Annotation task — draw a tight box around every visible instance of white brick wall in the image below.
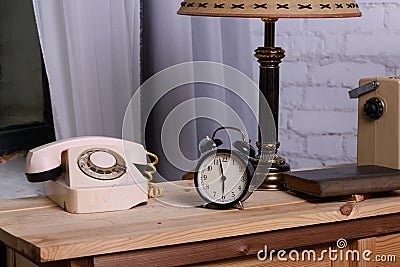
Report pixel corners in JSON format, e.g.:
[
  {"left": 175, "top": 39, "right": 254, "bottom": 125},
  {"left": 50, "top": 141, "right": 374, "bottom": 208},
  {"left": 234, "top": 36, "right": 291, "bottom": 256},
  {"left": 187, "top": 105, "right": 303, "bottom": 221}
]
[{"left": 252, "top": 0, "right": 400, "bottom": 169}]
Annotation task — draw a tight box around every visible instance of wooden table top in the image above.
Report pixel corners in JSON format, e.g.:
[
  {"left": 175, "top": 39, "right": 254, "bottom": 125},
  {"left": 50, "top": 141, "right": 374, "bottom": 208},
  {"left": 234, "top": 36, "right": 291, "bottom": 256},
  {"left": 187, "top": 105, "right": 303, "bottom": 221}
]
[{"left": 2, "top": 180, "right": 400, "bottom": 263}]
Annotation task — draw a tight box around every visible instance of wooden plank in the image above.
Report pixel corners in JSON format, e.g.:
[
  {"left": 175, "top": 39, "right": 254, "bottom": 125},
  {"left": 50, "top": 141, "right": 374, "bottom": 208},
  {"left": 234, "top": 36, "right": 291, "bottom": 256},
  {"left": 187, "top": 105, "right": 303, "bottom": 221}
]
[
  {"left": 59, "top": 258, "right": 94, "bottom": 267},
  {"left": 5, "top": 194, "right": 400, "bottom": 258},
  {"left": 0, "top": 196, "right": 56, "bottom": 213},
  {"left": 0, "top": 188, "right": 312, "bottom": 262},
  {"left": 94, "top": 213, "right": 400, "bottom": 267},
  {"left": 344, "top": 234, "right": 400, "bottom": 267},
  {"left": 6, "top": 247, "right": 15, "bottom": 267},
  {"left": 28, "top": 200, "right": 398, "bottom": 262},
  {"left": 15, "top": 253, "right": 40, "bottom": 267},
  {"left": 331, "top": 239, "right": 356, "bottom": 267},
  {"left": 2, "top": 182, "right": 400, "bottom": 263},
  {"left": 187, "top": 245, "right": 332, "bottom": 267},
  {"left": 0, "top": 190, "right": 306, "bottom": 239},
  {"left": 0, "top": 242, "right": 6, "bottom": 267},
  {"left": 353, "top": 237, "right": 375, "bottom": 267},
  {"left": 188, "top": 256, "right": 330, "bottom": 267},
  {"left": 373, "top": 233, "right": 400, "bottom": 267},
  {"left": 13, "top": 250, "right": 64, "bottom": 267}
]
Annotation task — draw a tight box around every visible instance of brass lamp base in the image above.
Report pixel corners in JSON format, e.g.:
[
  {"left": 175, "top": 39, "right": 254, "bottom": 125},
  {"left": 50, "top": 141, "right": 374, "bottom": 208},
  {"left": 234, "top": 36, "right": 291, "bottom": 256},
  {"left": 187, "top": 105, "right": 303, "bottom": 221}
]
[
  {"left": 255, "top": 142, "right": 290, "bottom": 191},
  {"left": 259, "top": 154, "right": 290, "bottom": 190}
]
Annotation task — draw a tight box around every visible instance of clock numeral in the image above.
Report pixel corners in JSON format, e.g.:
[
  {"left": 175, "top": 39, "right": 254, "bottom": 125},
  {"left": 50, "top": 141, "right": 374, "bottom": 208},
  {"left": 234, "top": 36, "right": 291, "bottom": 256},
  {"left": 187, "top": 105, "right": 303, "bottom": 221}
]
[
  {"left": 241, "top": 176, "right": 246, "bottom": 182},
  {"left": 207, "top": 165, "right": 213, "bottom": 171},
  {"left": 214, "top": 158, "right": 219, "bottom": 165},
  {"left": 204, "top": 184, "right": 210, "bottom": 190},
  {"left": 231, "top": 192, "right": 235, "bottom": 198},
  {"left": 232, "top": 159, "right": 234, "bottom": 165},
  {"left": 222, "top": 195, "right": 226, "bottom": 200},
  {"left": 202, "top": 174, "right": 208, "bottom": 180},
  {"left": 222, "top": 156, "right": 228, "bottom": 162},
  {"left": 213, "top": 191, "right": 216, "bottom": 197},
  {"left": 238, "top": 185, "right": 242, "bottom": 191}
]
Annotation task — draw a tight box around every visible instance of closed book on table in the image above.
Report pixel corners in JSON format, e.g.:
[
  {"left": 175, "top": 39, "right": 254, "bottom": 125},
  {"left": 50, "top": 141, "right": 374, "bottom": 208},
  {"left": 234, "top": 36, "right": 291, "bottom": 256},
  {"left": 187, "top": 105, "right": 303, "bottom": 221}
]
[{"left": 285, "top": 165, "right": 400, "bottom": 197}]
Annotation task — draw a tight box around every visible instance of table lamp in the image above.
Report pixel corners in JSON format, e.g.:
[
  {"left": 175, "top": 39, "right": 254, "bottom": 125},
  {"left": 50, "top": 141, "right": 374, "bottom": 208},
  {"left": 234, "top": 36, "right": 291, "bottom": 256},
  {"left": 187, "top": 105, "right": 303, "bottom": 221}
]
[{"left": 178, "top": 1, "right": 361, "bottom": 189}]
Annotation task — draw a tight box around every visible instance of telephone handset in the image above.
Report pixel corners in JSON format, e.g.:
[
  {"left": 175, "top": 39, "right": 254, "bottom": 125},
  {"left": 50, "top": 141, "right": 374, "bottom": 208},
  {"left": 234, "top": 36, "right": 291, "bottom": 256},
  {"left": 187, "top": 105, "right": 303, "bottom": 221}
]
[
  {"left": 25, "top": 136, "right": 152, "bottom": 214},
  {"left": 26, "top": 136, "right": 147, "bottom": 182}
]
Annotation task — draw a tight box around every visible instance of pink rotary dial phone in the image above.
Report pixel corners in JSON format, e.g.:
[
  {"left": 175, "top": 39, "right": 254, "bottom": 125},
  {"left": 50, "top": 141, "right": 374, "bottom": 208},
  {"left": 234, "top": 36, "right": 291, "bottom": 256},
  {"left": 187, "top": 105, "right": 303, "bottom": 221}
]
[{"left": 25, "top": 136, "right": 149, "bottom": 213}]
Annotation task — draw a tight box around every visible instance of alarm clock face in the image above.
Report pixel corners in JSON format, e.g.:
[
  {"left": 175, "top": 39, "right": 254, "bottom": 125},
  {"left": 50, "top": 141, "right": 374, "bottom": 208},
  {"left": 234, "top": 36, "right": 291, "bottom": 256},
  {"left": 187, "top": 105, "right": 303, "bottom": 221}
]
[{"left": 195, "top": 149, "right": 250, "bottom": 206}]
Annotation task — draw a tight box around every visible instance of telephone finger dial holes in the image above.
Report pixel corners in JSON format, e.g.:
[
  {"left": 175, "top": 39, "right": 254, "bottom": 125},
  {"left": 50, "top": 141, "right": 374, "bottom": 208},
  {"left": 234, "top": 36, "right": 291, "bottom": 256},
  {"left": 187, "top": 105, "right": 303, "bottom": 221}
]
[{"left": 78, "top": 149, "right": 126, "bottom": 180}]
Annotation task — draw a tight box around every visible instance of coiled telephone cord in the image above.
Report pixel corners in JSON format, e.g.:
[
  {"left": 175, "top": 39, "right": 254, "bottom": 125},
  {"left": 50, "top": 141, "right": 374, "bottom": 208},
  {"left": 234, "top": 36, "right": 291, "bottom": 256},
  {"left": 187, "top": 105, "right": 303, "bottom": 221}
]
[{"left": 145, "top": 151, "right": 164, "bottom": 198}]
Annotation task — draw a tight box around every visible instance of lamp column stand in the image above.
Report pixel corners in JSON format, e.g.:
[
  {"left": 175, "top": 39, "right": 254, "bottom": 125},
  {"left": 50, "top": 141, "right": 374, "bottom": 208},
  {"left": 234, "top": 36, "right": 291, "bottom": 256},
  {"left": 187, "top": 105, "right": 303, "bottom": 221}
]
[{"left": 255, "top": 18, "right": 290, "bottom": 190}]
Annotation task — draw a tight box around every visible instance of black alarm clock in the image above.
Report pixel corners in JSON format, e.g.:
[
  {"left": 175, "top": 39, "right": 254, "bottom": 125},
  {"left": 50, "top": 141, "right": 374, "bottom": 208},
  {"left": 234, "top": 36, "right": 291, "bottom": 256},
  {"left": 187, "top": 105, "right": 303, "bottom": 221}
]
[{"left": 194, "top": 127, "right": 257, "bottom": 209}]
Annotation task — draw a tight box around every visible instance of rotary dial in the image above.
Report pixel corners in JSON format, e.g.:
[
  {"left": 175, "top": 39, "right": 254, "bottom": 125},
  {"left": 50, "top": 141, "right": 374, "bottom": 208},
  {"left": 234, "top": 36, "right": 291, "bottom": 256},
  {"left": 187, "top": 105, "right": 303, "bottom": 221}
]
[{"left": 78, "top": 148, "right": 126, "bottom": 180}]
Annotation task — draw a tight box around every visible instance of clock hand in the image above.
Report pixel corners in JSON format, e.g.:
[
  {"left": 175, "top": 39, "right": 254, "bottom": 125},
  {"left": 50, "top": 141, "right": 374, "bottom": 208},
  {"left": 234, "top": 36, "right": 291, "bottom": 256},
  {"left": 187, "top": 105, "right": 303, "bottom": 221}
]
[
  {"left": 219, "top": 159, "right": 226, "bottom": 196},
  {"left": 219, "top": 158, "right": 224, "bottom": 176},
  {"left": 222, "top": 175, "right": 226, "bottom": 196}
]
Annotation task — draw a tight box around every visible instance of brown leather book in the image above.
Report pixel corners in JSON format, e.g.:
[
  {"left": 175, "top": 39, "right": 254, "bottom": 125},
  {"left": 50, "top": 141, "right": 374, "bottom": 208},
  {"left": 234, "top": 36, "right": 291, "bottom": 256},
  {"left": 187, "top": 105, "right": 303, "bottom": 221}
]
[{"left": 284, "top": 165, "right": 400, "bottom": 197}]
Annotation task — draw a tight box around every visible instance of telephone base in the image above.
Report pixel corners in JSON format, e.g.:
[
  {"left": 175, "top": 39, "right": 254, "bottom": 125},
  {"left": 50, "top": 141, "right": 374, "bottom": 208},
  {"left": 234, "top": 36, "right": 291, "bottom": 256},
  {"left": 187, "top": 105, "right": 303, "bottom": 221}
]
[{"left": 46, "top": 180, "right": 148, "bottom": 214}]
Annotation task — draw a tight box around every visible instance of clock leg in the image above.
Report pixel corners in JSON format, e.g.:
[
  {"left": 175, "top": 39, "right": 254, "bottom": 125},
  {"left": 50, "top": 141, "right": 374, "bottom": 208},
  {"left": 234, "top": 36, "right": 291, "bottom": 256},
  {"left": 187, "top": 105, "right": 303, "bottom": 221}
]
[{"left": 235, "top": 201, "right": 245, "bottom": 210}]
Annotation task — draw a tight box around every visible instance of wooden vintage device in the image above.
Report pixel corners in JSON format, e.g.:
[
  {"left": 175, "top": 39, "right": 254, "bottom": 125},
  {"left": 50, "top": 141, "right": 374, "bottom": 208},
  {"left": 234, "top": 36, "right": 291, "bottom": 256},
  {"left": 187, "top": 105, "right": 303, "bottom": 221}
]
[{"left": 351, "top": 76, "right": 400, "bottom": 169}]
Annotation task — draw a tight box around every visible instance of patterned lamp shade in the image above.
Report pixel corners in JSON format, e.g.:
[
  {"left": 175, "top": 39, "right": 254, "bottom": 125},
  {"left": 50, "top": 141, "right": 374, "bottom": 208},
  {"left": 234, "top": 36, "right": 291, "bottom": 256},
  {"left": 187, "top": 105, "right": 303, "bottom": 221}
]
[{"left": 177, "top": 0, "right": 361, "bottom": 18}]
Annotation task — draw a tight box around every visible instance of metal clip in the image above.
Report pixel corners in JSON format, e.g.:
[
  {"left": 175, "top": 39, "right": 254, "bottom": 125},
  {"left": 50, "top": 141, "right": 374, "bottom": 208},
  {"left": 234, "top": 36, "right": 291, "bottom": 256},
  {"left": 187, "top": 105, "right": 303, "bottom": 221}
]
[{"left": 349, "top": 81, "right": 380, "bottom": 99}]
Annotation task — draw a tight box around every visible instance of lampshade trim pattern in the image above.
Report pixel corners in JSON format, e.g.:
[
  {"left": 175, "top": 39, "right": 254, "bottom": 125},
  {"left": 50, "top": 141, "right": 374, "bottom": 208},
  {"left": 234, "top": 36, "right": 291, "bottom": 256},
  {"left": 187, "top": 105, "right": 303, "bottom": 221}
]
[{"left": 178, "top": 1, "right": 362, "bottom": 18}]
